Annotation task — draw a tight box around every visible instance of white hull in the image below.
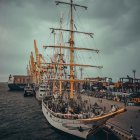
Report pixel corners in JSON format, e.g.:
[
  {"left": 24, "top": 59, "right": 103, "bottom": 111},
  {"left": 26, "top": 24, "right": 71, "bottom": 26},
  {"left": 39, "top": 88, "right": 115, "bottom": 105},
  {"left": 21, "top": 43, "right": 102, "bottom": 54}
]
[
  {"left": 35, "top": 90, "right": 43, "bottom": 101},
  {"left": 42, "top": 101, "right": 109, "bottom": 139},
  {"left": 35, "top": 83, "right": 50, "bottom": 101}
]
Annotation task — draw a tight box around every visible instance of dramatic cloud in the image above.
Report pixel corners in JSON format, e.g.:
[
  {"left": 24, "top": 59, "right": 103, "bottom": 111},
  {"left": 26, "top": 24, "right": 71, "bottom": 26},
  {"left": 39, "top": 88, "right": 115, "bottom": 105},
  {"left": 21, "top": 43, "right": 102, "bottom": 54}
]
[{"left": 0, "top": 0, "right": 140, "bottom": 82}]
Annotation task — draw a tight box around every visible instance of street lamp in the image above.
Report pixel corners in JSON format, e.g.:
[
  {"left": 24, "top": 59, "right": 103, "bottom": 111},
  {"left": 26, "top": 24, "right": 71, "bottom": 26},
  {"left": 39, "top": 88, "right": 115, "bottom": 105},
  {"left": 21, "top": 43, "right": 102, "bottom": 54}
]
[
  {"left": 132, "top": 70, "right": 136, "bottom": 93},
  {"left": 132, "top": 70, "right": 136, "bottom": 79}
]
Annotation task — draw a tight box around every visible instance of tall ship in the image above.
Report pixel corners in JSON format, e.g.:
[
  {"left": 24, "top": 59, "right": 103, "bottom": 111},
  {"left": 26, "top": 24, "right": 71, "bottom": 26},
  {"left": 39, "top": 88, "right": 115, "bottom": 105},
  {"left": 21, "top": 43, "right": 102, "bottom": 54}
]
[
  {"left": 42, "top": 0, "right": 126, "bottom": 139},
  {"left": 8, "top": 75, "right": 33, "bottom": 91}
]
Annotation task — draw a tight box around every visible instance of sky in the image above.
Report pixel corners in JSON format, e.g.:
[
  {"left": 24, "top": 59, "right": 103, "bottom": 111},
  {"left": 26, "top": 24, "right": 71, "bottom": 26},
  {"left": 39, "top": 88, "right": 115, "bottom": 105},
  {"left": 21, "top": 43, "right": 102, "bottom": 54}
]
[{"left": 0, "top": 0, "right": 140, "bottom": 82}]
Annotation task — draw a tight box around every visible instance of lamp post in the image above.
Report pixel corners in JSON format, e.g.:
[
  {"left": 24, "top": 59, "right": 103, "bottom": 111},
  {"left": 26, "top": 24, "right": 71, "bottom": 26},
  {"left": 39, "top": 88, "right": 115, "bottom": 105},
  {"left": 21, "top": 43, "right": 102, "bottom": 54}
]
[{"left": 132, "top": 70, "right": 136, "bottom": 93}]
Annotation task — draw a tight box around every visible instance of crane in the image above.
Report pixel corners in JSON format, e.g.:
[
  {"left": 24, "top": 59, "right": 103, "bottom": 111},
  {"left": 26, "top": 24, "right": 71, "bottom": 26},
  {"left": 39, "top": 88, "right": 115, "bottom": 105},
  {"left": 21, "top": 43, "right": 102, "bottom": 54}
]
[
  {"left": 33, "top": 40, "right": 49, "bottom": 83},
  {"left": 34, "top": 40, "right": 39, "bottom": 66}
]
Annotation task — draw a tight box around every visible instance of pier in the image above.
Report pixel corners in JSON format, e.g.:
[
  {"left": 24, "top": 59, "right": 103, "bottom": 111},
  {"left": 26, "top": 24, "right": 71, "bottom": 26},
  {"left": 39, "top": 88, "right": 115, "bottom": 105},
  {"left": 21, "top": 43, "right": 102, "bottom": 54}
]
[
  {"left": 107, "top": 106, "right": 140, "bottom": 140},
  {"left": 81, "top": 94, "right": 140, "bottom": 140}
]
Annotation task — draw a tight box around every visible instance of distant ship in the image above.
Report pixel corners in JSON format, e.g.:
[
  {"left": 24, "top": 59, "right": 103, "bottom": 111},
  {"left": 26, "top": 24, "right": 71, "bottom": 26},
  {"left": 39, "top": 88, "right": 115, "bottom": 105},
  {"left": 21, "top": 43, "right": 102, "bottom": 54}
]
[{"left": 8, "top": 75, "right": 33, "bottom": 91}]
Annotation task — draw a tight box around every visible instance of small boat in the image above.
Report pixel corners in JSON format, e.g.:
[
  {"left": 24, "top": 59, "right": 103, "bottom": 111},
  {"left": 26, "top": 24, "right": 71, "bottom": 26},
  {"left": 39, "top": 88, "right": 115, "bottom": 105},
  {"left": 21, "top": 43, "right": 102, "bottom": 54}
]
[{"left": 24, "top": 84, "right": 34, "bottom": 97}]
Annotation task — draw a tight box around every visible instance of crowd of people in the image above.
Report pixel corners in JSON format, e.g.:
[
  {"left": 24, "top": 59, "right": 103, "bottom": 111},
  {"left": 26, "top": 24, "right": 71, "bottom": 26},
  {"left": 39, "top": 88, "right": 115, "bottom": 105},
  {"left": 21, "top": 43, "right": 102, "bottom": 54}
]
[
  {"left": 46, "top": 94, "right": 106, "bottom": 119},
  {"left": 81, "top": 89, "right": 129, "bottom": 104}
]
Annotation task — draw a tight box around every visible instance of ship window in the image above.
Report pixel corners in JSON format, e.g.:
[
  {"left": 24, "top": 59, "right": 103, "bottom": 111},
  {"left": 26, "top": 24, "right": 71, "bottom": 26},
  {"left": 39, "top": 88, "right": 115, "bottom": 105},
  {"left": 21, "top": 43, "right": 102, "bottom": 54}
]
[{"left": 40, "top": 90, "right": 46, "bottom": 92}]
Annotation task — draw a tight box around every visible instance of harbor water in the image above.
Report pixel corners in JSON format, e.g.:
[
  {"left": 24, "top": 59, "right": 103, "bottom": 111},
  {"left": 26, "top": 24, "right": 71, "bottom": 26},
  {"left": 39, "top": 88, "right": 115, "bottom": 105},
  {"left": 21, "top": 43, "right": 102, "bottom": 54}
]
[{"left": 0, "top": 83, "right": 119, "bottom": 140}]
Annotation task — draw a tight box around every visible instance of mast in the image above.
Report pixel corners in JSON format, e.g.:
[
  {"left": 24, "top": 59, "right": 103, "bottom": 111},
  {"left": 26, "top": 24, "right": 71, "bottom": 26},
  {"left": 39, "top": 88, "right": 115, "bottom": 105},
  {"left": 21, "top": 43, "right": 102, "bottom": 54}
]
[
  {"left": 59, "top": 14, "right": 63, "bottom": 96},
  {"left": 69, "top": 0, "right": 74, "bottom": 99},
  {"left": 48, "top": 0, "right": 101, "bottom": 98},
  {"left": 52, "top": 32, "right": 56, "bottom": 93}
]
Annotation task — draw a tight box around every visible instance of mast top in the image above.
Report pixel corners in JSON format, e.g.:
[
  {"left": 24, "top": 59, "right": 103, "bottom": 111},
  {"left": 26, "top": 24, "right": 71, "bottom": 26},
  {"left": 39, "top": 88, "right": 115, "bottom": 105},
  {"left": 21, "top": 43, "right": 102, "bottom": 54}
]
[{"left": 55, "top": 1, "right": 87, "bottom": 10}]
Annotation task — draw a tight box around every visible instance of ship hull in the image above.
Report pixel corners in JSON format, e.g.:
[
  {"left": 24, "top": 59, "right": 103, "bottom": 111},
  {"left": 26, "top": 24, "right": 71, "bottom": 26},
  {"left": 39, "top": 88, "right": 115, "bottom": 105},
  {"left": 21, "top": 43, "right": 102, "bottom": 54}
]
[
  {"left": 42, "top": 101, "right": 108, "bottom": 139},
  {"left": 8, "top": 83, "right": 26, "bottom": 91},
  {"left": 42, "top": 99, "right": 126, "bottom": 139},
  {"left": 35, "top": 90, "right": 43, "bottom": 101}
]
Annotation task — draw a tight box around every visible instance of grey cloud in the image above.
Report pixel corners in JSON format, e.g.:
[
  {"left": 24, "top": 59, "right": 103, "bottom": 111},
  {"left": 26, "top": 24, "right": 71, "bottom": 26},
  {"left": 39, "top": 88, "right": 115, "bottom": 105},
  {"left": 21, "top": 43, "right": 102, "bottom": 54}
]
[
  {"left": 0, "top": 0, "right": 140, "bottom": 81},
  {"left": 88, "top": 0, "right": 140, "bottom": 55},
  {"left": 84, "top": 0, "right": 129, "bottom": 19}
]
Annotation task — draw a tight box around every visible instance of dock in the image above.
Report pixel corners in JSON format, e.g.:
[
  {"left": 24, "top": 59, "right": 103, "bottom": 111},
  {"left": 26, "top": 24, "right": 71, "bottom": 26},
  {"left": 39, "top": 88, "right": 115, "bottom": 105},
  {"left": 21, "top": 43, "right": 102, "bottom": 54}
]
[
  {"left": 107, "top": 106, "right": 140, "bottom": 140},
  {"left": 81, "top": 94, "right": 140, "bottom": 140}
]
